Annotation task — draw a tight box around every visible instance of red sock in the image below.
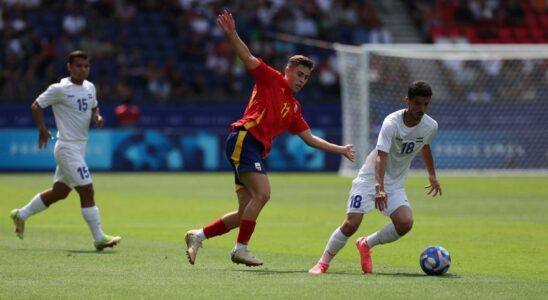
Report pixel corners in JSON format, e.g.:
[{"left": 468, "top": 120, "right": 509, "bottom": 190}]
[
  {"left": 203, "top": 218, "right": 229, "bottom": 239},
  {"left": 237, "top": 219, "right": 256, "bottom": 245}
]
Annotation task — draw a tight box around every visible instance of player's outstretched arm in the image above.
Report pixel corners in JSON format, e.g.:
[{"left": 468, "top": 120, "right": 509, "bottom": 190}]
[
  {"left": 421, "top": 145, "right": 442, "bottom": 196},
  {"left": 297, "top": 129, "right": 355, "bottom": 161},
  {"left": 217, "top": 10, "right": 260, "bottom": 70},
  {"left": 31, "top": 101, "right": 52, "bottom": 149}
]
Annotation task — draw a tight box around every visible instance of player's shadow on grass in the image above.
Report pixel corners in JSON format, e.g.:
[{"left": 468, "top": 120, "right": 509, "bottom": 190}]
[
  {"left": 235, "top": 269, "right": 459, "bottom": 278},
  {"left": 375, "top": 272, "right": 460, "bottom": 279},
  {"left": 66, "top": 250, "right": 117, "bottom": 255},
  {"left": 11, "top": 248, "right": 116, "bottom": 254},
  {"left": 233, "top": 269, "right": 365, "bottom": 276},
  {"left": 233, "top": 269, "right": 305, "bottom": 275}
]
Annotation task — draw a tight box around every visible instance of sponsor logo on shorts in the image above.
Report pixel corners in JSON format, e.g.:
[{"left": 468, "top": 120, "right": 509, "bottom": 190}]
[{"left": 255, "top": 162, "right": 262, "bottom": 171}]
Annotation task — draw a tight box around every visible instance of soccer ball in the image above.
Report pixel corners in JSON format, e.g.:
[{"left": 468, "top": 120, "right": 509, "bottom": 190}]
[{"left": 419, "top": 245, "right": 451, "bottom": 275}]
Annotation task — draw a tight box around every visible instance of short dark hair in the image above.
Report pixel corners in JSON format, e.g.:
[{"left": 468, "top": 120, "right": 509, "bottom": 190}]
[
  {"left": 408, "top": 80, "right": 432, "bottom": 99},
  {"left": 68, "top": 50, "right": 89, "bottom": 64},
  {"left": 287, "top": 55, "right": 314, "bottom": 71}
]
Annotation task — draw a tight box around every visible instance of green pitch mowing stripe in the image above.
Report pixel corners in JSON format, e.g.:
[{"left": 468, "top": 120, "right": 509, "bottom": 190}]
[{"left": 1, "top": 173, "right": 547, "bottom": 299}]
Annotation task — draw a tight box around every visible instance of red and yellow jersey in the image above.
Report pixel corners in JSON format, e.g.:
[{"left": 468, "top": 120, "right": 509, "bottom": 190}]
[{"left": 230, "top": 59, "right": 309, "bottom": 157}]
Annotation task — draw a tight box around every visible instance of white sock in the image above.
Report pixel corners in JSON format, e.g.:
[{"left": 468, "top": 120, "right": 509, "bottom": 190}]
[
  {"left": 320, "top": 227, "right": 349, "bottom": 264},
  {"left": 366, "top": 223, "right": 401, "bottom": 248},
  {"left": 81, "top": 206, "right": 105, "bottom": 242},
  {"left": 18, "top": 193, "right": 47, "bottom": 220},
  {"left": 195, "top": 229, "right": 206, "bottom": 241},
  {"left": 234, "top": 243, "right": 247, "bottom": 252}
]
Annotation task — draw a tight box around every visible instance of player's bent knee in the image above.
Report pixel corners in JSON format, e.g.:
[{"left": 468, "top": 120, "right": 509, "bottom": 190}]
[
  {"left": 236, "top": 208, "right": 245, "bottom": 216},
  {"left": 254, "top": 191, "right": 271, "bottom": 205},
  {"left": 76, "top": 184, "right": 95, "bottom": 198},
  {"left": 341, "top": 221, "right": 359, "bottom": 236},
  {"left": 51, "top": 184, "right": 71, "bottom": 200},
  {"left": 44, "top": 191, "right": 70, "bottom": 203},
  {"left": 57, "top": 192, "right": 70, "bottom": 200},
  {"left": 395, "top": 218, "right": 414, "bottom": 236}
]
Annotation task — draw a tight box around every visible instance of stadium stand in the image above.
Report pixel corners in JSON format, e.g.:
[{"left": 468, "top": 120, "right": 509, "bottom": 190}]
[
  {"left": 399, "top": 1, "right": 548, "bottom": 104},
  {"left": 0, "top": 0, "right": 391, "bottom": 103},
  {"left": 0, "top": 0, "right": 545, "bottom": 104},
  {"left": 406, "top": 0, "right": 548, "bottom": 44}
]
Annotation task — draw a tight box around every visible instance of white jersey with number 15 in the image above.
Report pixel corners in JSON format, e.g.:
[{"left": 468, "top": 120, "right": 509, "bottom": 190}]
[{"left": 36, "top": 77, "right": 98, "bottom": 142}]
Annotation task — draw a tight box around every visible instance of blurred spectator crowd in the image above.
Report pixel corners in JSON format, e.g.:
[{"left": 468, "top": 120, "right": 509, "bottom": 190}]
[
  {"left": 1, "top": 0, "right": 546, "bottom": 105},
  {"left": 403, "top": 0, "right": 548, "bottom": 103},
  {"left": 0, "top": 0, "right": 389, "bottom": 104},
  {"left": 407, "top": 0, "right": 548, "bottom": 43}
]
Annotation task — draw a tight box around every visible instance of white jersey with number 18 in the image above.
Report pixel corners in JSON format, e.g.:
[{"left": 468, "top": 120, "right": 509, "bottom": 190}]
[{"left": 355, "top": 109, "right": 438, "bottom": 192}]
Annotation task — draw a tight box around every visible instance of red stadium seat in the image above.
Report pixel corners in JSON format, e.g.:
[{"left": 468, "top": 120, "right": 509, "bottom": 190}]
[
  {"left": 540, "top": 15, "right": 548, "bottom": 28},
  {"left": 512, "top": 27, "right": 530, "bottom": 40},
  {"left": 467, "top": 35, "right": 482, "bottom": 44},
  {"left": 462, "top": 26, "right": 478, "bottom": 41},
  {"left": 498, "top": 35, "right": 516, "bottom": 44},
  {"left": 525, "top": 15, "right": 539, "bottom": 28},
  {"left": 529, "top": 27, "right": 545, "bottom": 42},
  {"left": 445, "top": 26, "right": 461, "bottom": 38},
  {"left": 430, "top": 27, "right": 444, "bottom": 40},
  {"left": 498, "top": 27, "right": 513, "bottom": 40},
  {"left": 484, "top": 37, "right": 500, "bottom": 44}
]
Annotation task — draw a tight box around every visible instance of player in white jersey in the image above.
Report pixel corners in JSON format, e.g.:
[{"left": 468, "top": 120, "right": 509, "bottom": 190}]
[
  {"left": 9, "top": 50, "right": 121, "bottom": 251},
  {"left": 309, "top": 81, "right": 442, "bottom": 274}
]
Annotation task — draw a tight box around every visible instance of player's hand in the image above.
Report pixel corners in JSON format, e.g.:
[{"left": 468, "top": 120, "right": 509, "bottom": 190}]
[
  {"left": 424, "top": 175, "right": 442, "bottom": 197},
  {"left": 94, "top": 115, "right": 104, "bottom": 128},
  {"left": 375, "top": 184, "right": 387, "bottom": 212},
  {"left": 38, "top": 128, "right": 52, "bottom": 149},
  {"left": 343, "top": 144, "right": 355, "bottom": 161},
  {"left": 217, "top": 10, "right": 236, "bottom": 34}
]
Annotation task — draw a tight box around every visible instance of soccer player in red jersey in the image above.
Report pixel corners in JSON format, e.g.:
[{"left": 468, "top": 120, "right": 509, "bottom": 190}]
[{"left": 185, "top": 10, "right": 355, "bottom": 267}]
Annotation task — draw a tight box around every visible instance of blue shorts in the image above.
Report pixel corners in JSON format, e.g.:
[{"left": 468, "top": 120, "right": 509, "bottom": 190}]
[{"left": 225, "top": 129, "right": 266, "bottom": 189}]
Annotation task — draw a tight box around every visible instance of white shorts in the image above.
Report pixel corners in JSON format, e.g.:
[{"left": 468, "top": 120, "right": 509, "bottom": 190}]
[
  {"left": 346, "top": 181, "right": 410, "bottom": 216},
  {"left": 53, "top": 140, "right": 92, "bottom": 188}
]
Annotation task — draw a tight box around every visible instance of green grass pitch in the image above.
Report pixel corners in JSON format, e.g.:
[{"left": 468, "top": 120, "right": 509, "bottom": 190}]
[{"left": 1, "top": 173, "right": 547, "bottom": 299}]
